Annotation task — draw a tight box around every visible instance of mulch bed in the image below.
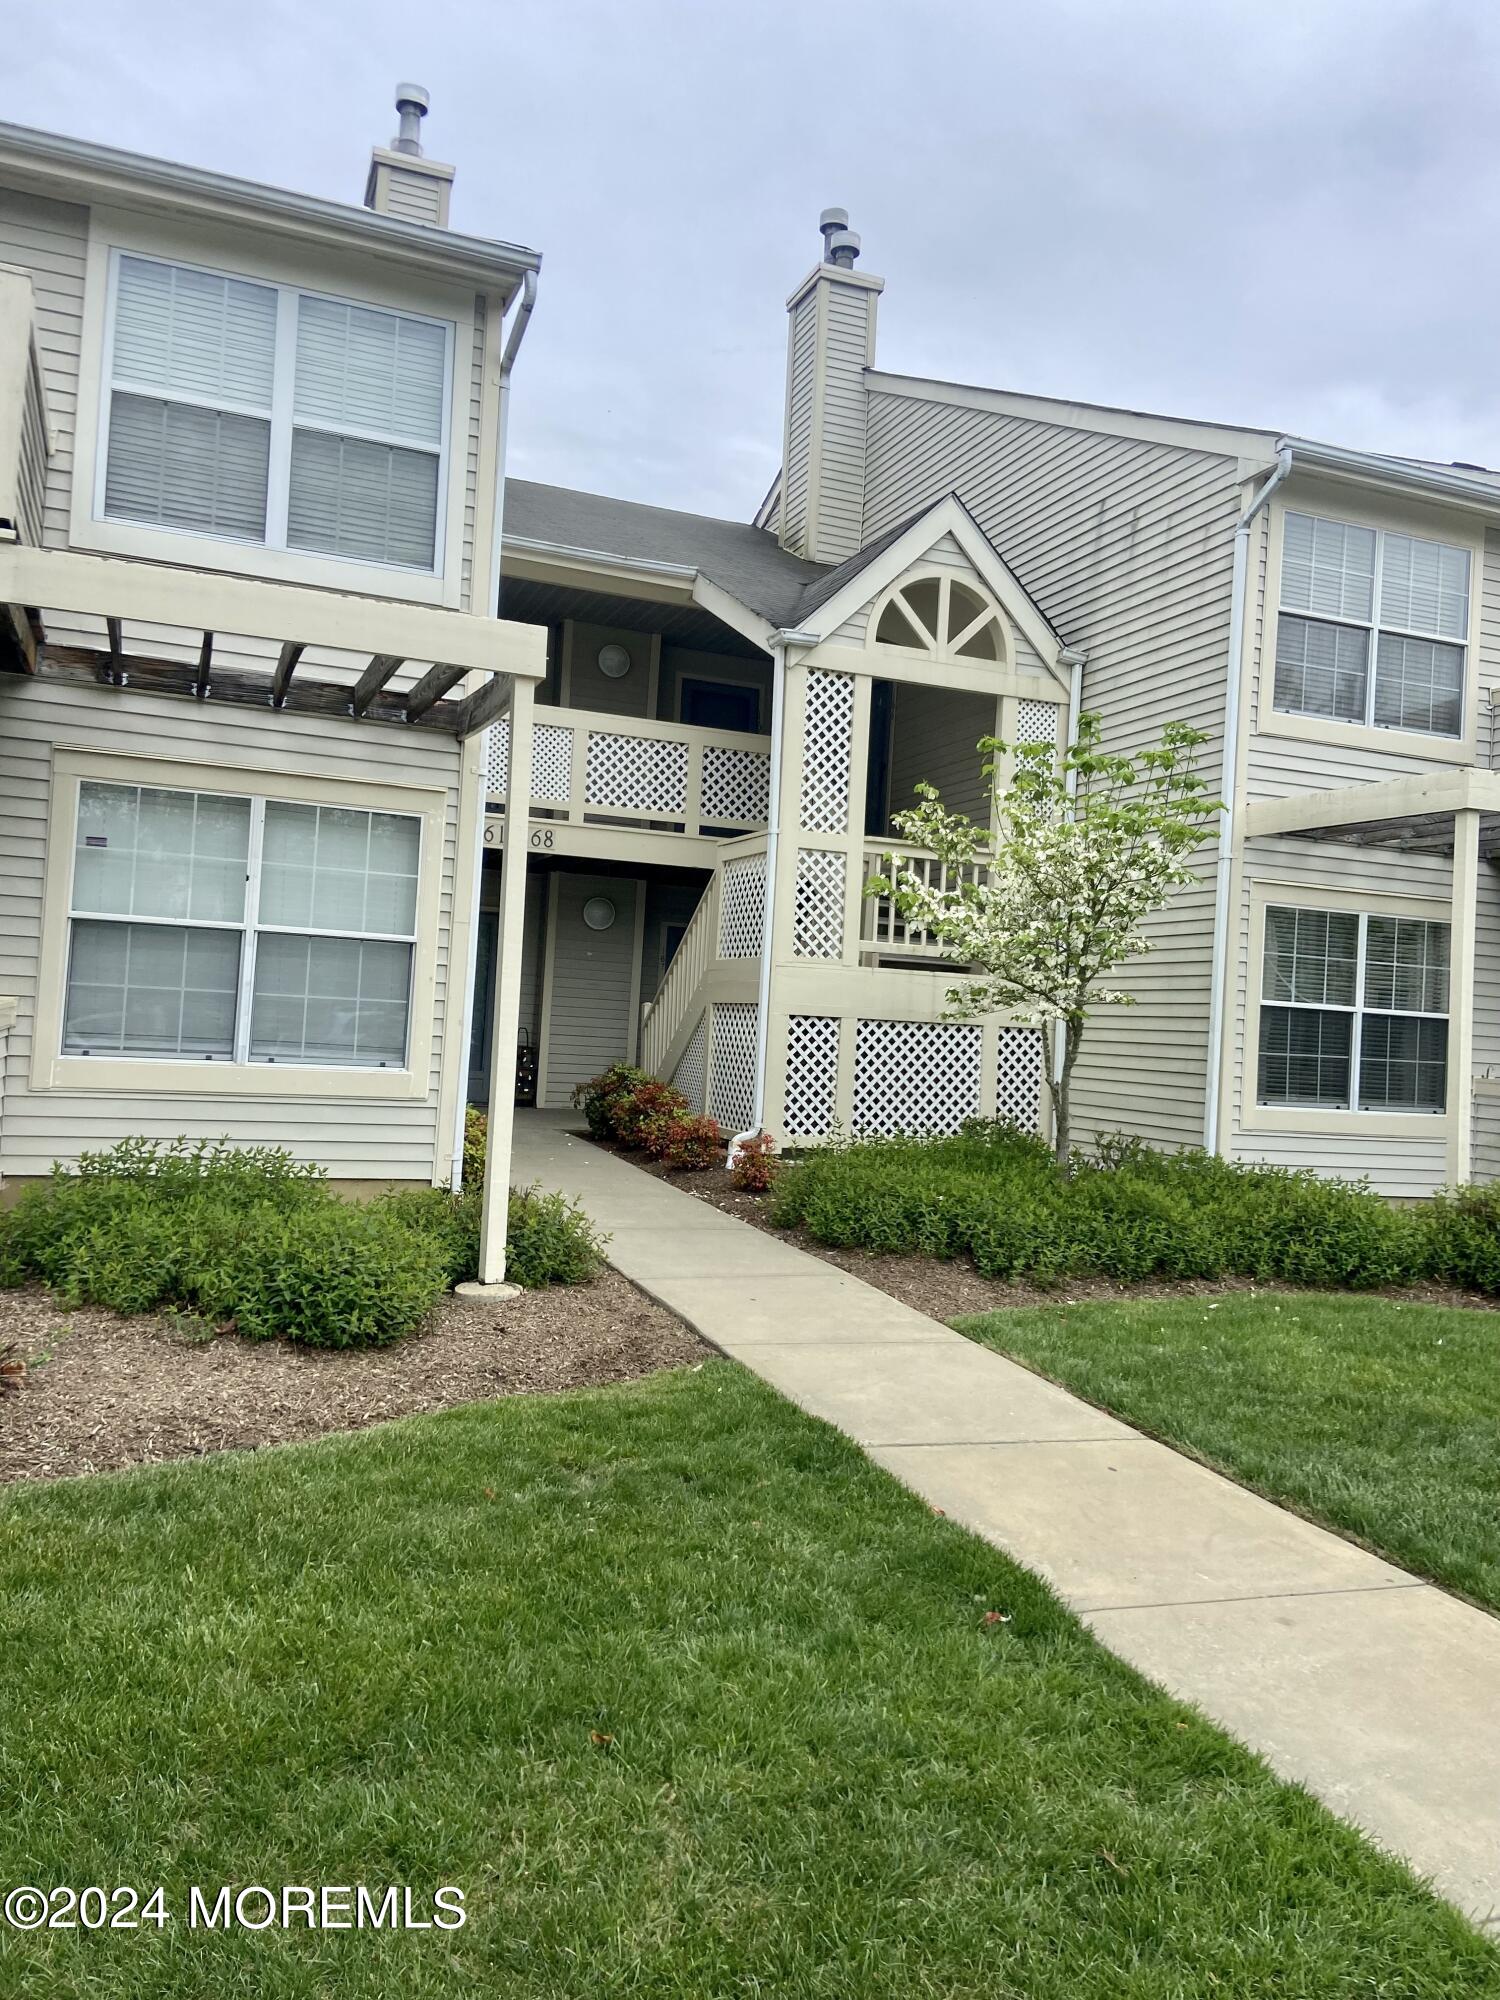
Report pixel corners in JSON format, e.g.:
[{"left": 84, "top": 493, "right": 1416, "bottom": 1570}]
[
  {"left": 589, "top": 1134, "right": 1500, "bottom": 1318},
  {"left": 0, "top": 1274, "right": 706, "bottom": 1486}
]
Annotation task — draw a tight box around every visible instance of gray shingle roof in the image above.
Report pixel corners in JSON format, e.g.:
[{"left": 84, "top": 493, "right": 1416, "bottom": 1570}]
[{"left": 505, "top": 481, "right": 829, "bottom": 629}]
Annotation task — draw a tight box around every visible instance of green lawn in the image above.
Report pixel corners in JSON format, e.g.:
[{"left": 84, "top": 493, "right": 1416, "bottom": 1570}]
[
  {"left": 954, "top": 1292, "right": 1500, "bottom": 1613},
  {"left": 2, "top": 1363, "right": 1493, "bottom": 1997}
]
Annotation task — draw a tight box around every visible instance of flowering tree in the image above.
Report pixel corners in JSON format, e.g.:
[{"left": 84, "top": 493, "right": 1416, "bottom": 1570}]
[{"left": 875, "top": 713, "right": 1222, "bottom": 1165}]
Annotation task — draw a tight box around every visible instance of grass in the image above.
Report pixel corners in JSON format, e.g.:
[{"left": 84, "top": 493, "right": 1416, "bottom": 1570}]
[
  {"left": 954, "top": 1291, "right": 1500, "bottom": 1613},
  {"left": 1, "top": 1365, "right": 1494, "bottom": 1996}
]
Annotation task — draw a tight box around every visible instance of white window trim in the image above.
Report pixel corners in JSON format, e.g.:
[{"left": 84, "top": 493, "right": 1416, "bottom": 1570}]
[
  {"left": 34, "top": 746, "right": 446, "bottom": 1101},
  {"left": 69, "top": 211, "right": 475, "bottom": 610},
  {"left": 1241, "top": 880, "right": 1455, "bottom": 1137},
  {"left": 1258, "top": 493, "right": 1482, "bottom": 766}
]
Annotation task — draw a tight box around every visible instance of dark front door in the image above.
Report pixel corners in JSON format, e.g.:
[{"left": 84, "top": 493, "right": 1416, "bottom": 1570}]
[{"left": 680, "top": 677, "right": 760, "bottom": 733}]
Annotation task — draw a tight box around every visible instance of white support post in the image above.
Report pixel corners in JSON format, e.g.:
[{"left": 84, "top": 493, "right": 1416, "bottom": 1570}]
[
  {"left": 1448, "top": 806, "right": 1480, "bottom": 1187},
  {"left": 475, "top": 676, "right": 535, "bottom": 1288}
]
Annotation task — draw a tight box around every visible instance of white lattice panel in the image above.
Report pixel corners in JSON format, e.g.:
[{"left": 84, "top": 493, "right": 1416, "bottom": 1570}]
[
  {"left": 585, "top": 731, "right": 688, "bottom": 814},
  {"left": 485, "top": 718, "right": 573, "bottom": 806},
  {"left": 709, "top": 1002, "right": 758, "bottom": 1134},
  {"left": 996, "top": 1025, "right": 1044, "bottom": 1133},
  {"left": 701, "top": 745, "right": 770, "bottom": 825},
  {"left": 718, "top": 854, "right": 765, "bottom": 959},
  {"left": 1014, "top": 699, "right": 1060, "bottom": 749},
  {"left": 784, "top": 1015, "right": 839, "bottom": 1137},
  {"left": 851, "top": 1019, "right": 982, "bottom": 1136},
  {"left": 800, "top": 670, "right": 854, "bottom": 832},
  {"left": 672, "top": 1013, "right": 708, "bottom": 1114},
  {"left": 794, "top": 848, "right": 846, "bottom": 959}
]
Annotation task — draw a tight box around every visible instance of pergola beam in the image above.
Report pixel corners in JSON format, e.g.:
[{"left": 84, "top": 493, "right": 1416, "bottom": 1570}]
[
  {"left": 104, "top": 615, "right": 123, "bottom": 684},
  {"left": 350, "top": 653, "right": 404, "bottom": 716},
  {"left": 194, "top": 630, "right": 213, "bottom": 699},
  {"left": 451, "top": 670, "right": 513, "bottom": 738},
  {"left": 270, "top": 641, "right": 304, "bottom": 707},
  {"left": 403, "top": 659, "right": 469, "bottom": 720}
]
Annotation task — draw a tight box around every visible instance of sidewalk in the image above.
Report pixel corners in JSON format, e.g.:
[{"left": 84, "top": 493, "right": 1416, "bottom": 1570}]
[{"left": 514, "top": 1111, "right": 1500, "bottom": 1928}]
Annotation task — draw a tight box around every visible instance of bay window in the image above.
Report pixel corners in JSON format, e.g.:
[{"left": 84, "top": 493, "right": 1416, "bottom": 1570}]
[
  {"left": 1257, "top": 904, "right": 1449, "bottom": 1113},
  {"left": 99, "top": 252, "right": 451, "bottom": 572},
  {"left": 1273, "top": 511, "right": 1470, "bottom": 737},
  {"left": 63, "top": 781, "right": 420, "bottom": 1069}
]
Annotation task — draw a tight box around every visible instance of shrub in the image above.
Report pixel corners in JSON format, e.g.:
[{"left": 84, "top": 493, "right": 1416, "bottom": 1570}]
[
  {"left": 768, "top": 1129, "right": 1429, "bottom": 1293},
  {"left": 381, "top": 1183, "right": 606, "bottom": 1289},
  {"left": 659, "top": 1115, "right": 723, "bottom": 1172},
  {"left": 731, "top": 1132, "right": 780, "bottom": 1193},
  {"left": 572, "top": 1063, "right": 651, "bottom": 1139},
  {"left": 463, "top": 1106, "right": 487, "bottom": 1188},
  {"left": 1421, "top": 1183, "right": 1500, "bottom": 1294},
  {"left": 609, "top": 1079, "right": 690, "bottom": 1149}
]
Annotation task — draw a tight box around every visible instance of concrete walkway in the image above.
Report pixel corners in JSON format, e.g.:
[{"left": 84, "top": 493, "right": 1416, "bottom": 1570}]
[{"left": 514, "top": 1112, "right": 1500, "bottom": 1928}]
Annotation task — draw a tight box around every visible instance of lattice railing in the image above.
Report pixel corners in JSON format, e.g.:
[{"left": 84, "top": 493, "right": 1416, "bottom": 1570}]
[
  {"left": 793, "top": 848, "right": 845, "bottom": 958},
  {"left": 860, "top": 841, "right": 991, "bottom": 959},
  {"left": 719, "top": 851, "right": 766, "bottom": 959},
  {"left": 784, "top": 1015, "right": 840, "bottom": 1137},
  {"left": 852, "top": 1019, "right": 983, "bottom": 1136},
  {"left": 485, "top": 705, "right": 770, "bottom": 838},
  {"left": 996, "top": 1025, "right": 1044, "bottom": 1133},
  {"left": 709, "top": 1002, "right": 759, "bottom": 1134}
]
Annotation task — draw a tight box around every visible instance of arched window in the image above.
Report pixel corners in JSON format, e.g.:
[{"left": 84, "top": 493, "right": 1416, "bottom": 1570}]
[{"left": 871, "top": 571, "right": 1008, "bottom": 664}]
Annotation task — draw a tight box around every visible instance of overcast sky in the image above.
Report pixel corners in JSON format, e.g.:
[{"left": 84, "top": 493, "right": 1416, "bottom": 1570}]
[{"left": 17, "top": 1, "right": 1500, "bottom": 519}]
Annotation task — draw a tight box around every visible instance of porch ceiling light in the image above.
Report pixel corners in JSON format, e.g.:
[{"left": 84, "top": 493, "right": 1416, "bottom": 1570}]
[
  {"left": 597, "top": 643, "right": 632, "bottom": 679},
  {"left": 582, "top": 896, "right": 617, "bottom": 931}
]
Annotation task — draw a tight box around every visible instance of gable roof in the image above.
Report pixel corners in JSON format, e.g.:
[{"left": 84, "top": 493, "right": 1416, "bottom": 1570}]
[{"left": 505, "top": 481, "right": 829, "bottom": 628}]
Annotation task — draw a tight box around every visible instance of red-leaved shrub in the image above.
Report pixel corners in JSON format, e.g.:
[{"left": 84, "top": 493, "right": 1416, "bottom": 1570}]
[
  {"left": 660, "top": 1115, "right": 722, "bottom": 1171},
  {"left": 731, "top": 1131, "right": 780, "bottom": 1193}
]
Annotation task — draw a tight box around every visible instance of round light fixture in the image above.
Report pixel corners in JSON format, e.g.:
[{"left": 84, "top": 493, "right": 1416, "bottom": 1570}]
[
  {"left": 582, "top": 896, "right": 617, "bottom": 932},
  {"left": 597, "top": 643, "right": 632, "bottom": 679}
]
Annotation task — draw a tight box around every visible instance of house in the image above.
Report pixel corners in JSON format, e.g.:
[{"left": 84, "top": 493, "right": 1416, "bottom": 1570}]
[
  {"left": 479, "top": 212, "right": 1500, "bottom": 1199},
  {"left": 0, "top": 91, "right": 546, "bottom": 1278}
]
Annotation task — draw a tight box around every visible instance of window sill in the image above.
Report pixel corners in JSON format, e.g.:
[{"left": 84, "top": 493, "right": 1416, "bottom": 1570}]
[
  {"left": 1253, "top": 702, "right": 1476, "bottom": 767},
  {"left": 1237, "top": 1101, "right": 1450, "bottom": 1138},
  {"left": 66, "top": 515, "right": 458, "bottom": 611},
  {"left": 32, "top": 1053, "right": 430, "bottom": 1100}
]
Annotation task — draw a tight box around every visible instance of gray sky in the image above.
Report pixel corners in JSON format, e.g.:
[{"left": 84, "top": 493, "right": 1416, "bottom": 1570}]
[{"left": 17, "top": 0, "right": 1500, "bottom": 518}]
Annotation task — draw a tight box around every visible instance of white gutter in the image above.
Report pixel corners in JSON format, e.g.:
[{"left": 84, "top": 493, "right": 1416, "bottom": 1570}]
[
  {"left": 450, "top": 270, "right": 538, "bottom": 1191},
  {"left": 1280, "top": 437, "right": 1500, "bottom": 513},
  {"left": 729, "top": 627, "right": 817, "bottom": 1162},
  {"left": 1203, "top": 444, "right": 1293, "bottom": 1154}
]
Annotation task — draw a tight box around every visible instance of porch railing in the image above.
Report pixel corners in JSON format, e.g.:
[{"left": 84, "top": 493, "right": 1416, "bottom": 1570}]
[
  {"left": 860, "top": 840, "right": 990, "bottom": 959},
  {"left": 640, "top": 873, "right": 720, "bottom": 1075},
  {"left": 487, "top": 705, "right": 771, "bottom": 838},
  {"left": 0, "top": 268, "right": 51, "bottom": 548}
]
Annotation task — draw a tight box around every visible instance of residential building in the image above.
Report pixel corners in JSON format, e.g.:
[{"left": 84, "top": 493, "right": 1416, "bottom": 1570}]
[
  {"left": 483, "top": 214, "right": 1500, "bottom": 1197},
  {"left": 0, "top": 92, "right": 545, "bottom": 1276}
]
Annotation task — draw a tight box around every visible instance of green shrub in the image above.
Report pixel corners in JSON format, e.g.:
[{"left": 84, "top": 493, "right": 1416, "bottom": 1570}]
[
  {"left": 769, "top": 1127, "right": 1429, "bottom": 1292},
  {"left": 380, "top": 1182, "right": 605, "bottom": 1290},
  {"left": 463, "top": 1106, "right": 487, "bottom": 1188},
  {"left": 1422, "top": 1183, "right": 1500, "bottom": 1294}
]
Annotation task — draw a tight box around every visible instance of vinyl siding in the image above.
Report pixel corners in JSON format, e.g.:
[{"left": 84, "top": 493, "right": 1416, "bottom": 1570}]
[
  {"left": 779, "top": 289, "right": 818, "bottom": 557},
  {"left": 0, "top": 674, "right": 462, "bottom": 1181},
  {"left": 814, "top": 280, "right": 871, "bottom": 564},
  {"left": 0, "top": 186, "right": 87, "bottom": 550},
  {"left": 540, "top": 873, "right": 640, "bottom": 1105},
  {"left": 461, "top": 292, "right": 486, "bottom": 613},
  {"left": 564, "top": 622, "right": 652, "bottom": 718},
  {"left": 1227, "top": 837, "right": 1454, "bottom": 1197},
  {"left": 863, "top": 390, "right": 1242, "bottom": 1149}
]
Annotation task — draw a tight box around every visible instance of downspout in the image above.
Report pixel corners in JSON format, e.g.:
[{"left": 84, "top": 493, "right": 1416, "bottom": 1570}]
[
  {"left": 450, "top": 270, "right": 538, "bottom": 1190},
  {"left": 1202, "top": 442, "right": 1293, "bottom": 1154},
  {"left": 729, "top": 626, "right": 815, "bottom": 1162}
]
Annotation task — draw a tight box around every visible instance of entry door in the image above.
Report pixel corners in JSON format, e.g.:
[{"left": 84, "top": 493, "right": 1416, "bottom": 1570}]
[{"left": 680, "top": 676, "right": 760, "bottom": 733}]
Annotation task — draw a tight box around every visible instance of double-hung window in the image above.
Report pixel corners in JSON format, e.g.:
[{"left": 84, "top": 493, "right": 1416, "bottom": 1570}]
[
  {"left": 1256, "top": 904, "right": 1449, "bottom": 1113},
  {"left": 100, "top": 252, "right": 451, "bottom": 572},
  {"left": 1273, "top": 511, "right": 1470, "bottom": 737},
  {"left": 63, "top": 780, "right": 421, "bottom": 1069}
]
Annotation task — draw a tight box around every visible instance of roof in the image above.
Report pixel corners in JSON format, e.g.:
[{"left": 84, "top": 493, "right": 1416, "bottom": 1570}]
[
  {"left": 505, "top": 480, "right": 829, "bottom": 628},
  {"left": 791, "top": 510, "right": 931, "bottom": 622},
  {"left": 0, "top": 121, "right": 539, "bottom": 296}
]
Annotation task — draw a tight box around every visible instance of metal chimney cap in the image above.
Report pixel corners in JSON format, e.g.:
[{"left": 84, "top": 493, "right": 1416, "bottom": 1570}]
[
  {"left": 826, "top": 228, "right": 861, "bottom": 269},
  {"left": 392, "top": 83, "right": 430, "bottom": 155},
  {"left": 819, "top": 206, "right": 849, "bottom": 235}
]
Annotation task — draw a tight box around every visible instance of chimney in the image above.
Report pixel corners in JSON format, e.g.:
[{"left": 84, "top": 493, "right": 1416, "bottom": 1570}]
[
  {"left": 364, "top": 83, "right": 455, "bottom": 228},
  {"left": 777, "top": 209, "right": 884, "bottom": 564}
]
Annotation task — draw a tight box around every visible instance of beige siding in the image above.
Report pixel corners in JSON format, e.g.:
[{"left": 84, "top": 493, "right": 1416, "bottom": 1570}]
[
  {"left": 1472, "top": 1092, "right": 1500, "bottom": 1185},
  {"left": 885, "top": 683, "right": 993, "bottom": 829},
  {"left": 1227, "top": 838, "right": 1454, "bottom": 1197},
  {"left": 863, "top": 389, "right": 1241, "bottom": 1149},
  {"left": 815, "top": 281, "right": 871, "bottom": 564},
  {"left": 0, "top": 186, "right": 87, "bottom": 549},
  {"left": 0, "top": 674, "right": 462, "bottom": 1181},
  {"left": 461, "top": 292, "right": 487, "bottom": 612},
  {"left": 541, "top": 873, "right": 641, "bottom": 1104},
  {"left": 565, "top": 621, "right": 652, "bottom": 717},
  {"left": 779, "top": 289, "right": 817, "bottom": 556}
]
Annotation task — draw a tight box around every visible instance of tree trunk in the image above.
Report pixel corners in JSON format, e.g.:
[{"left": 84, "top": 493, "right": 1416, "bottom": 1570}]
[{"left": 1052, "top": 1021, "right": 1083, "bottom": 1169}]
